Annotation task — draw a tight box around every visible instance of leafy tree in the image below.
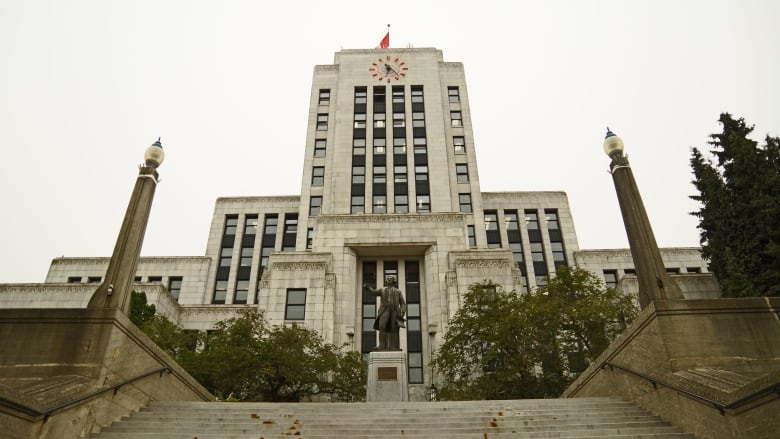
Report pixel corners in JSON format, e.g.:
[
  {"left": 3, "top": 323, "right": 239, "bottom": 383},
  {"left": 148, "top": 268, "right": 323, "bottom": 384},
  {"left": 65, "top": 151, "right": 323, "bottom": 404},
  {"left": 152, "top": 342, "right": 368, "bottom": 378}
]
[
  {"left": 129, "top": 291, "right": 156, "bottom": 327},
  {"left": 430, "top": 267, "right": 637, "bottom": 400},
  {"left": 690, "top": 113, "right": 780, "bottom": 297},
  {"left": 141, "top": 308, "right": 366, "bottom": 402}
]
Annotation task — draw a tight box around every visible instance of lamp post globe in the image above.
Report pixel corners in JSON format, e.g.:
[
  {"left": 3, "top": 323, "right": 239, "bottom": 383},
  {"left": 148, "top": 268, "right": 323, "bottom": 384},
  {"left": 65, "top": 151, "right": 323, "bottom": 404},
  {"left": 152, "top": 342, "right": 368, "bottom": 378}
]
[
  {"left": 603, "top": 129, "right": 624, "bottom": 158},
  {"left": 144, "top": 138, "right": 165, "bottom": 168}
]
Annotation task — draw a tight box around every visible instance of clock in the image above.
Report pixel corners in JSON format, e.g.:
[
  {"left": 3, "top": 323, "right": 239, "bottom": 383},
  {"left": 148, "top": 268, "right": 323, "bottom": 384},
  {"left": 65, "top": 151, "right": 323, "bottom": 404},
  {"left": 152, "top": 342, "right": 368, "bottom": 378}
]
[{"left": 368, "top": 56, "right": 408, "bottom": 83}]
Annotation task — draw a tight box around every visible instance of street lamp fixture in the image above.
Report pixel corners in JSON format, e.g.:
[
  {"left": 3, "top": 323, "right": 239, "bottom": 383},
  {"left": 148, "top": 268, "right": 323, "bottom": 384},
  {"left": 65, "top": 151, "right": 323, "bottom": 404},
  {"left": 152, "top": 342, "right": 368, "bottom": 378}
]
[
  {"left": 87, "top": 139, "right": 166, "bottom": 314},
  {"left": 603, "top": 129, "right": 683, "bottom": 308}
]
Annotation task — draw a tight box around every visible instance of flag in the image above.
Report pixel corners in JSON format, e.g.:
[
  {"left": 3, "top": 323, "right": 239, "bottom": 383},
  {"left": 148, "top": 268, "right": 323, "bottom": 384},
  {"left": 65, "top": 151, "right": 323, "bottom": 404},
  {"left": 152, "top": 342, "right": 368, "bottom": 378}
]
[{"left": 378, "top": 32, "right": 389, "bottom": 49}]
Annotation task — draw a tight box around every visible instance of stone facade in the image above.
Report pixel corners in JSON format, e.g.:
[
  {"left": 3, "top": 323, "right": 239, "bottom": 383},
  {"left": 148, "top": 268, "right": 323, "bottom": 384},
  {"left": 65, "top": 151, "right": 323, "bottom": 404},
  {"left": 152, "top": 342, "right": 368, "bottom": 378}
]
[{"left": 0, "top": 47, "right": 716, "bottom": 401}]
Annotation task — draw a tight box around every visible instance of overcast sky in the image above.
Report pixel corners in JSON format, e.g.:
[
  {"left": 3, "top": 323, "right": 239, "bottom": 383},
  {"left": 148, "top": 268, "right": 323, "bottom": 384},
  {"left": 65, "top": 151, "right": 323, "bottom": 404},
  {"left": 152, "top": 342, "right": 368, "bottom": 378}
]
[{"left": 1, "top": 1, "right": 778, "bottom": 283}]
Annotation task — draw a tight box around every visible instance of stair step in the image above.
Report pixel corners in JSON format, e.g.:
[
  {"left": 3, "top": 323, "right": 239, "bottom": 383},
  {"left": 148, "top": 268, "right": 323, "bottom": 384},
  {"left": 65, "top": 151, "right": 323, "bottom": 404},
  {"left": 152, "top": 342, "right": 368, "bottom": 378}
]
[{"left": 90, "top": 397, "right": 694, "bottom": 439}]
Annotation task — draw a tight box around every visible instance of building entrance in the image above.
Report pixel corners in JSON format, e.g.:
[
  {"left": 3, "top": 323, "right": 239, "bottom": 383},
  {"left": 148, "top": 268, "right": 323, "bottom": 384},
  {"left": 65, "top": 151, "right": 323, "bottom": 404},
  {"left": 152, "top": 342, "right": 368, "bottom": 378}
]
[{"left": 359, "top": 258, "right": 424, "bottom": 384}]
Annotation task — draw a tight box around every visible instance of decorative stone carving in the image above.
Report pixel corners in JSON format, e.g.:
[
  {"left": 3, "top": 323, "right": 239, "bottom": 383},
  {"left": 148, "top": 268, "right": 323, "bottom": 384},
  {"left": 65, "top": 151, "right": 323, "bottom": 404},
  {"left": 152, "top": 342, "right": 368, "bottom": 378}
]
[
  {"left": 316, "top": 213, "right": 464, "bottom": 225},
  {"left": 217, "top": 196, "right": 300, "bottom": 205},
  {"left": 270, "top": 262, "right": 327, "bottom": 271},
  {"left": 455, "top": 259, "right": 511, "bottom": 269}
]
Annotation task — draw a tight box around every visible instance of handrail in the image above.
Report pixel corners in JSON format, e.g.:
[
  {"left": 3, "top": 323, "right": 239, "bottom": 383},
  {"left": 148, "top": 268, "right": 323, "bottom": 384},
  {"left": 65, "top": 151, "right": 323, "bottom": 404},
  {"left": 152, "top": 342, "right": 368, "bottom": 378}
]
[
  {"left": 0, "top": 367, "right": 170, "bottom": 422},
  {"left": 604, "top": 361, "right": 780, "bottom": 415}
]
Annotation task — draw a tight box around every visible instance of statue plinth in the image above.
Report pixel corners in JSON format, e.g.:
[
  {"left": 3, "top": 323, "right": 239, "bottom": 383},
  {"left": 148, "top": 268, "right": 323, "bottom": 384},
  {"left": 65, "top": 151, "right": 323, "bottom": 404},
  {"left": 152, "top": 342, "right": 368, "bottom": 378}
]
[{"left": 366, "top": 350, "right": 408, "bottom": 402}]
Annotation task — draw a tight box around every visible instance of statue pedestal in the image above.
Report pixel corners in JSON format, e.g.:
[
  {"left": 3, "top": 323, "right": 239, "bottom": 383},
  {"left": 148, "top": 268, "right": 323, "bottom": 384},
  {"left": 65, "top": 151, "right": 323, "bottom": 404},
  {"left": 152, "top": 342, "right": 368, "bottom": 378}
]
[{"left": 366, "top": 350, "right": 408, "bottom": 402}]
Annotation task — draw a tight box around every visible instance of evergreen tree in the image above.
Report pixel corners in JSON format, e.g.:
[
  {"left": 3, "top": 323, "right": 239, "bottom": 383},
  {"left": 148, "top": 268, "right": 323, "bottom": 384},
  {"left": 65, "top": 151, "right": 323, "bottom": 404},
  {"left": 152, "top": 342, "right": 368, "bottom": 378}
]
[
  {"left": 690, "top": 113, "right": 780, "bottom": 296},
  {"left": 128, "top": 291, "right": 156, "bottom": 327}
]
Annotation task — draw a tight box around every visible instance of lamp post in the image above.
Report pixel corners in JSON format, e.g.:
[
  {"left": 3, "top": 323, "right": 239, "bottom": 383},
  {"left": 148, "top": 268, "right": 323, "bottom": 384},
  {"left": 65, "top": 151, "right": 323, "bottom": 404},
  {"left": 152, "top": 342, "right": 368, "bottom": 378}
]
[
  {"left": 87, "top": 139, "right": 165, "bottom": 314},
  {"left": 604, "top": 129, "right": 682, "bottom": 309}
]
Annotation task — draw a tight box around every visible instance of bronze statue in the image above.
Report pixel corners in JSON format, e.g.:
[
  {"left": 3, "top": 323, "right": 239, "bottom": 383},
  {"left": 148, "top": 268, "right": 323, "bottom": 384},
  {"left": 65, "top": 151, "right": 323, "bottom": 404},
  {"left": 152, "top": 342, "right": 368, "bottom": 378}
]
[{"left": 363, "top": 276, "right": 407, "bottom": 351}]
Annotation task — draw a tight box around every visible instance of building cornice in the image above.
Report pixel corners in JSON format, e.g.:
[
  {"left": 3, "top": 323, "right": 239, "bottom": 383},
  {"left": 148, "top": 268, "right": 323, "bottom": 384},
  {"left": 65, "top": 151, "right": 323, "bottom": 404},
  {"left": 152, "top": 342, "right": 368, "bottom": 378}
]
[
  {"left": 315, "top": 213, "right": 464, "bottom": 225},
  {"left": 216, "top": 196, "right": 300, "bottom": 205}
]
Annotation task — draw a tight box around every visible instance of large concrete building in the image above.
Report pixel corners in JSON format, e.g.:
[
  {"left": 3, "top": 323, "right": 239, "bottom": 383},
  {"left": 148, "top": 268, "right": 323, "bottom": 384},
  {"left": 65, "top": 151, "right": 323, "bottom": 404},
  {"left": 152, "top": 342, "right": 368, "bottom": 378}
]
[{"left": 2, "top": 47, "right": 714, "bottom": 401}]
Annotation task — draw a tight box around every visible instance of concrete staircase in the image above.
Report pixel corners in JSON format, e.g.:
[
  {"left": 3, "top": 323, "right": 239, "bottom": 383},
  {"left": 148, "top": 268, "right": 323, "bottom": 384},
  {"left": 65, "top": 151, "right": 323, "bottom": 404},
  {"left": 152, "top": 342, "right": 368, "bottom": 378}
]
[{"left": 90, "top": 397, "right": 694, "bottom": 438}]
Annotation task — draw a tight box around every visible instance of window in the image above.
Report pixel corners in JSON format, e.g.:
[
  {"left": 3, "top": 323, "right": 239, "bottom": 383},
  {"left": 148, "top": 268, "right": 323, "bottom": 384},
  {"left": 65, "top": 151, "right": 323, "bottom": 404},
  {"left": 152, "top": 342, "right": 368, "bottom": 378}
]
[
  {"left": 309, "top": 196, "right": 322, "bottom": 216},
  {"left": 168, "top": 277, "right": 182, "bottom": 301},
  {"left": 687, "top": 267, "right": 702, "bottom": 273},
  {"left": 354, "top": 119, "right": 366, "bottom": 129},
  {"left": 412, "top": 119, "right": 425, "bottom": 128},
  {"left": 352, "top": 166, "right": 365, "bottom": 184},
  {"left": 448, "top": 86, "right": 460, "bottom": 103},
  {"left": 314, "top": 139, "right": 326, "bottom": 157},
  {"left": 219, "top": 248, "right": 232, "bottom": 267},
  {"left": 484, "top": 211, "right": 501, "bottom": 248},
  {"left": 316, "top": 113, "right": 328, "bottom": 130},
  {"left": 394, "top": 166, "right": 408, "bottom": 183},
  {"left": 374, "top": 112, "right": 386, "bottom": 128},
  {"left": 373, "top": 143, "right": 385, "bottom": 154},
  {"left": 395, "top": 195, "right": 408, "bottom": 213},
  {"left": 306, "top": 228, "right": 314, "bottom": 250},
  {"left": 240, "top": 247, "right": 253, "bottom": 267},
  {"left": 454, "top": 136, "right": 466, "bottom": 154},
  {"left": 354, "top": 88, "right": 367, "bottom": 104},
  {"left": 392, "top": 88, "right": 404, "bottom": 103},
  {"left": 373, "top": 195, "right": 386, "bottom": 213},
  {"left": 244, "top": 215, "right": 258, "bottom": 235},
  {"left": 318, "top": 89, "right": 330, "bottom": 105},
  {"left": 459, "top": 193, "right": 472, "bottom": 213},
  {"left": 282, "top": 214, "right": 298, "bottom": 251},
  {"left": 467, "top": 225, "right": 476, "bottom": 247},
  {"left": 213, "top": 280, "right": 227, "bottom": 304},
  {"left": 311, "top": 166, "right": 324, "bottom": 186},
  {"left": 451, "top": 111, "right": 462, "bottom": 126},
  {"left": 416, "top": 195, "right": 430, "bottom": 212},
  {"left": 456, "top": 164, "right": 469, "bottom": 183},
  {"left": 351, "top": 196, "right": 365, "bottom": 214},
  {"left": 67, "top": 276, "right": 82, "bottom": 283},
  {"left": 88, "top": 276, "right": 102, "bottom": 283},
  {"left": 285, "top": 289, "right": 306, "bottom": 320},
  {"left": 234, "top": 280, "right": 248, "bottom": 304},
  {"left": 551, "top": 242, "right": 566, "bottom": 268},
  {"left": 393, "top": 113, "right": 405, "bottom": 127},
  {"left": 373, "top": 166, "right": 386, "bottom": 184},
  {"left": 411, "top": 87, "right": 424, "bottom": 103},
  {"left": 603, "top": 270, "right": 618, "bottom": 289}
]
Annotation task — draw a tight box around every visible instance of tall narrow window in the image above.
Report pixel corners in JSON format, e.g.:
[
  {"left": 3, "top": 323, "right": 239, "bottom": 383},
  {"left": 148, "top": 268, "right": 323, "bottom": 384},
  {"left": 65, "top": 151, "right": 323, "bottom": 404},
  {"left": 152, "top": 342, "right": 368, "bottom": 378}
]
[
  {"left": 168, "top": 276, "right": 182, "bottom": 301},
  {"left": 282, "top": 214, "right": 298, "bottom": 251},
  {"left": 311, "top": 167, "right": 324, "bottom": 186},
  {"left": 459, "top": 193, "right": 472, "bottom": 213},
  {"left": 448, "top": 86, "right": 460, "bottom": 103},
  {"left": 406, "top": 260, "right": 423, "bottom": 384},
  {"left": 306, "top": 228, "right": 314, "bottom": 250},
  {"left": 318, "top": 89, "right": 330, "bottom": 105},
  {"left": 505, "top": 210, "right": 528, "bottom": 291},
  {"left": 285, "top": 289, "right": 306, "bottom": 320},
  {"left": 456, "top": 164, "right": 469, "bottom": 183},
  {"left": 453, "top": 136, "right": 466, "bottom": 154},
  {"left": 214, "top": 215, "right": 237, "bottom": 304},
  {"left": 467, "top": 225, "right": 476, "bottom": 247},
  {"left": 484, "top": 211, "right": 501, "bottom": 248},
  {"left": 526, "top": 209, "right": 548, "bottom": 285},
  {"left": 451, "top": 111, "right": 462, "bottom": 126},
  {"left": 234, "top": 280, "right": 248, "bottom": 304},
  {"left": 258, "top": 214, "right": 278, "bottom": 301},
  {"left": 316, "top": 113, "right": 328, "bottom": 130},
  {"left": 309, "top": 196, "right": 322, "bottom": 216},
  {"left": 361, "top": 262, "right": 377, "bottom": 356},
  {"left": 603, "top": 270, "right": 618, "bottom": 289},
  {"left": 545, "top": 209, "right": 567, "bottom": 269},
  {"left": 313, "top": 139, "right": 326, "bottom": 157}
]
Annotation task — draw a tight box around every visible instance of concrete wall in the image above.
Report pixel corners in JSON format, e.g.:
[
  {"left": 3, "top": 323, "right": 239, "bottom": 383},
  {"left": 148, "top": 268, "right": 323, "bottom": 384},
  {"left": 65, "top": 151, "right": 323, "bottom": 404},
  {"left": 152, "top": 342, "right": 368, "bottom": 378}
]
[
  {"left": 563, "top": 298, "right": 780, "bottom": 439},
  {"left": 0, "top": 308, "right": 212, "bottom": 439}
]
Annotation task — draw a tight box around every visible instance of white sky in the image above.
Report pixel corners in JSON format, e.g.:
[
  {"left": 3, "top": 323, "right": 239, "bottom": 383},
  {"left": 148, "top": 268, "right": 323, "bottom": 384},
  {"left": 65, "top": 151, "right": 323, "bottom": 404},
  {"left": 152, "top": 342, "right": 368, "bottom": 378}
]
[{"left": 1, "top": 1, "right": 778, "bottom": 283}]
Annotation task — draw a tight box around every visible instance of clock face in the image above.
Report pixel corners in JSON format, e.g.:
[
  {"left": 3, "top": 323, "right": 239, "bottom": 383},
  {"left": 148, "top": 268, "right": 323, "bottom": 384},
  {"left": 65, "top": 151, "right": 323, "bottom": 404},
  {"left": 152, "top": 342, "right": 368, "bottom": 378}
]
[{"left": 368, "top": 56, "right": 408, "bottom": 83}]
